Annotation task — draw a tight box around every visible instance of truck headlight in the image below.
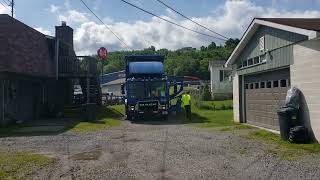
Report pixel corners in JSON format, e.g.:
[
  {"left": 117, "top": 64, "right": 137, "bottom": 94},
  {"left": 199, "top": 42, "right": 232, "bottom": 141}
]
[
  {"left": 162, "top": 105, "right": 166, "bottom": 110},
  {"left": 130, "top": 106, "right": 135, "bottom": 111}
]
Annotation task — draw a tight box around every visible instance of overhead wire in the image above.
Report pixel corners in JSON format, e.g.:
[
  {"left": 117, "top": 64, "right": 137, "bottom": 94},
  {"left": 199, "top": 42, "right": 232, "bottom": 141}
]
[
  {"left": 155, "top": 0, "right": 229, "bottom": 40},
  {"left": 79, "top": 0, "right": 133, "bottom": 50},
  {"left": 0, "top": 0, "right": 10, "bottom": 11},
  {"left": 2, "top": 0, "right": 9, "bottom": 6},
  {"left": 120, "top": 0, "right": 227, "bottom": 41}
]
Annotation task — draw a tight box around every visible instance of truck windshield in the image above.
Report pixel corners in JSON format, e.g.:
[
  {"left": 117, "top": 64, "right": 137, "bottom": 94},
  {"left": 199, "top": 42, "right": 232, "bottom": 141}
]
[
  {"left": 147, "top": 81, "right": 166, "bottom": 97},
  {"left": 128, "top": 82, "right": 145, "bottom": 99}
]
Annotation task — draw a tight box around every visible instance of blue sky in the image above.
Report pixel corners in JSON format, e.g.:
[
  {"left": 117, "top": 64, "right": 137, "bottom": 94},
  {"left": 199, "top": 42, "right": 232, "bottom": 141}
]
[{"left": 1, "top": 0, "right": 320, "bottom": 54}]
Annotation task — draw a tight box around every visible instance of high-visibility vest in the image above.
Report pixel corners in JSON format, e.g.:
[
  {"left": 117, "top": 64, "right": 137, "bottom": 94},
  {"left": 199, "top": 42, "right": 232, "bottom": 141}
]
[{"left": 182, "top": 94, "right": 191, "bottom": 106}]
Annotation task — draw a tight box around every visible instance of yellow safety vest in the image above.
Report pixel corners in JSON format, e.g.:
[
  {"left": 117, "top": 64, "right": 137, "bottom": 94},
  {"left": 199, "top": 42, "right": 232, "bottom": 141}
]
[{"left": 182, "top": 94, "right": 191, "bottom": 106}]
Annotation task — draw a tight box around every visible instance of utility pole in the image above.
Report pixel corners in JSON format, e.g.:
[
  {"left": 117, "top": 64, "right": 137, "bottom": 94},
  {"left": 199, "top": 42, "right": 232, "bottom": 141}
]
[{"left": 10, "top": 0, "right": 14, "bottom": 17}]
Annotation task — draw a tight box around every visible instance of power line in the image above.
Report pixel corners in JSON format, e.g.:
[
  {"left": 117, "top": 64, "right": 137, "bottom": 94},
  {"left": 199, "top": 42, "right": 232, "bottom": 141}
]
[
  {"left": 155, "top": 0, "right": 229, "bottom": 40},
  {"left": 2, "top": 0, "right": 9, "bottom": 6},
  {"left": 0, "top": 1, "right": 9, "bottom": 11},
  {"left": 79, "top": 0, "right": 132, "bottom": 50},
  {"left": 120, "top": 0, "right": 227, "bottom": 41}
]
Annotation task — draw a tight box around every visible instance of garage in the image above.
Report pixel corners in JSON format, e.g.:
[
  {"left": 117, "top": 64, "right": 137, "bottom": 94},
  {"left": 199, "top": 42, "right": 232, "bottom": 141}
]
[{"left": 244, "top": 68, "right": 290, "bottom": 130}]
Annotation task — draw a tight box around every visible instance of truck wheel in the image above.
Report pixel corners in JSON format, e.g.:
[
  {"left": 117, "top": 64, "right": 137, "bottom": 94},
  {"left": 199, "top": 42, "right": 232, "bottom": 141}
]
[{"left": 126, "top": 114, "right": 132, "bottom": 121}]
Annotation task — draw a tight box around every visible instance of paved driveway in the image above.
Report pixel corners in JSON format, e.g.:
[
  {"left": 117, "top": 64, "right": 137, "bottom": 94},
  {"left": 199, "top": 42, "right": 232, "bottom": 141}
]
[{"left": 0, "top": 120, "right": 319, "bottom": 180}]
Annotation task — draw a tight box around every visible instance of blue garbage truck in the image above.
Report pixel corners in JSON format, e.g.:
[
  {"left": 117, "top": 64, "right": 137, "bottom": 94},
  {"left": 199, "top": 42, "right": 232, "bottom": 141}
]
[{"left": 121, "top": 55, "right": 183, "bottom": 120}]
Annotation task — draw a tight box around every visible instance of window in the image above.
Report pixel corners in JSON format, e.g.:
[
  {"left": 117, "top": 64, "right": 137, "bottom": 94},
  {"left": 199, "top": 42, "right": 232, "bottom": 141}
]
[
  {"left": 245, "top": 84, "right": 249, "bottom": 89},
  {"left": 255, "top": 82, "right": 259, "bottom": 89},
  {"left": 254, "top": 57, "right": 260, "bottom": 64},
  {"left": 242, "top": 61, "right": 248, "bottom": 67},
  {"left": 280, "top": 79, "right": 287, "bottom": 87},
  {"left": 273, "top": 80, "right": 279, "bottom": 88},
  {"left": 260, "top": 54, "right": 267, "bottom": 63},
  {"left": 267, "top": 81, "right": 272, "bottom": 88},
  {"left": 248, "top": 59, "right": 253, "bottom": 66},
  {"left": 250, "top": 83, "right": 254, "bottom": 89},
  {"left": 220, "top": 70, "right": 224, "bottom": 82},
  {"left": 260, "top": 81, "right": 265, "bottom": 88},
  {"left": 237, "top": 63, "right": 243, "bottom": 69},
  {"left": 259, "top": 36, "right": 265, "bottom": 51}
]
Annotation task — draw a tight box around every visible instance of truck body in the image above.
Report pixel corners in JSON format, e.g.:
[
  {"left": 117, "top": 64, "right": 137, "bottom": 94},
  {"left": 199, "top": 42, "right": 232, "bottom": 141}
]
[{"left": 122, "top": 55, "right": 182, "bottom": 120}]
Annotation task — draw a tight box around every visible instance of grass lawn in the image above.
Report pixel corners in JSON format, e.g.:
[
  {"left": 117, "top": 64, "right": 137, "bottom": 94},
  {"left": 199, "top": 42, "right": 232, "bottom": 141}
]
[
  {"left": 68, "top": 105, "right": 123, "bottom": 132},
  {"left": 0, "top": 152, "right": 53, "bottom": 179},
  {"left": 201, "top": 100, "right": 233, "bottom": 109},
  {"left": 247, "top": 130, "right": 320, "bottom": 160}
]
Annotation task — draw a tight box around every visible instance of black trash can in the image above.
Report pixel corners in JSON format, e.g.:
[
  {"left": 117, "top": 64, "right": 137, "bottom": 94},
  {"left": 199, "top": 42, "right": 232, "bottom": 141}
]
[{"left": 277, "top": 107, "right": 296, "bottom": 140}]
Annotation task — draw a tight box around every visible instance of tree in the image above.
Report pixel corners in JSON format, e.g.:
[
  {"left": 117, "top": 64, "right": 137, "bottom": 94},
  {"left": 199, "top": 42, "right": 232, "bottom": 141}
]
[
  {"left": 208, "top": 42, "right": 216, "bottom": 50},
  {"left": 200, "top": 46, "right": 207, "bottom": 51},
  {"left": 201, "top": 84, "right": 211, "bottom": 101},
  {"left": 225, "top": 38, "right": 240, "bottom": 49}
]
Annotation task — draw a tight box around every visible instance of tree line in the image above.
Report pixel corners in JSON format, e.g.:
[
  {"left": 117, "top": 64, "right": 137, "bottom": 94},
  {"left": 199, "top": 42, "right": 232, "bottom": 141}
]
[{"left": 97, "top": 38, "right": 239, "bottom": 80}]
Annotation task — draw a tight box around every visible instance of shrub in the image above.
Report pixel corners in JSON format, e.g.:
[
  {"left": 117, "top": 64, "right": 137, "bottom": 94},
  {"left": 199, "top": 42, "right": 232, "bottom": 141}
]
[
  {"left": 221, "top": 104, "right": 226, "bottom": 110},
  {"left": 201, "top": 84, "right": 211, "bottom": 101}
]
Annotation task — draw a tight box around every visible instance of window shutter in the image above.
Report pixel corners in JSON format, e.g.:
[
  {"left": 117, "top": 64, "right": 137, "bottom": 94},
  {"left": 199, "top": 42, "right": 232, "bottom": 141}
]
[{"left": 259, "top": 36, "right": 265, "bottom": 51}]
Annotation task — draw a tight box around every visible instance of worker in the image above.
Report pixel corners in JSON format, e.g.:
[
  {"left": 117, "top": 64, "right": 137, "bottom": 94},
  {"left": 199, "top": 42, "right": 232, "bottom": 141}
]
[{"left": 181, "top": 92, "right": 191, "bottom": 120}]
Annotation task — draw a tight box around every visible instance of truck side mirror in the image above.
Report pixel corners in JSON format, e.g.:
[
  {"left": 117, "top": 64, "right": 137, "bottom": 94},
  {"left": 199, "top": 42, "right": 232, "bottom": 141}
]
[
  {"left": 174, "top": 84, "right": 177, "bottom": 94},
  {"left": 121, "top": 84, "right": 125, "bottom": 95}
]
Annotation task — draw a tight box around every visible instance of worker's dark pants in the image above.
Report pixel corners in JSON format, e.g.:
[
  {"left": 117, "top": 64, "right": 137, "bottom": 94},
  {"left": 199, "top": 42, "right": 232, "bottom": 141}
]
[{"left": 184, "top": 105, "right": 191, "bottom": 120}]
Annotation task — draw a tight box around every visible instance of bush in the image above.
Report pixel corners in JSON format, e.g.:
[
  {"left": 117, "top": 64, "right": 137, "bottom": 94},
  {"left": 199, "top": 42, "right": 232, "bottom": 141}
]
[
  {"left": 221, "top": 104, "right": 226, "bottom": 110},
  {"left": 201, "top": 84, "right": 211, "bottom": 101}
]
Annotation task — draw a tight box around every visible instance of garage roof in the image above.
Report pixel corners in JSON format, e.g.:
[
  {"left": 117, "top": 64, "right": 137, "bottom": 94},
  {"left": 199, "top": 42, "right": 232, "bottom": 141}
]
[{"left": 225, "top": 18, "right": 320, "bottom": 67}]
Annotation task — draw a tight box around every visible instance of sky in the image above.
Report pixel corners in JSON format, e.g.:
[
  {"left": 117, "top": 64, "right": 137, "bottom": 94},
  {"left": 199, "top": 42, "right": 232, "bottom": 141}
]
[{"left": 0, "top": 0, "right": 320, "bottom": 55}]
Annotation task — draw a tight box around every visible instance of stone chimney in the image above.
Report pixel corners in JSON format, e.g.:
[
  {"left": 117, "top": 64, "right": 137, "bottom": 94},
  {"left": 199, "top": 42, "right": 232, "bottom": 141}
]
[{"left": 55, "top": 21, "right": 73, "bottom": 48}]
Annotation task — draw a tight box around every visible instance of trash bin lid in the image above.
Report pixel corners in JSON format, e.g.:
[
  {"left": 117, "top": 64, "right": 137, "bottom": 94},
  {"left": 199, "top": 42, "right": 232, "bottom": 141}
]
[{"left": 277, "top": 106, "right": 296, "bottom": 114}]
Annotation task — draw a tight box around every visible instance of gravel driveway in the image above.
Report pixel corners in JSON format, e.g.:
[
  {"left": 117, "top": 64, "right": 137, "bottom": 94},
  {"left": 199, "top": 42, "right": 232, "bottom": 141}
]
[{"left": 0, "top": 120, "right": 320, "bottom": 180}]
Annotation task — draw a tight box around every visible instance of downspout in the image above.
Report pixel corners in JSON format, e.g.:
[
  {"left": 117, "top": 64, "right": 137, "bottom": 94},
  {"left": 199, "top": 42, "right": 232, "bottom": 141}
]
[{"left": 55, "top": 38, "right": 60, "bottom": 80}]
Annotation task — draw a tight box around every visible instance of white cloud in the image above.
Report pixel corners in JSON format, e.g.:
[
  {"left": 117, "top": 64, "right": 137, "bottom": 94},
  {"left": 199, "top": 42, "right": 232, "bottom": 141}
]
[
  {"left": 58, "top": 10, "right": 89, "bottom": 24},
  {"left": 34, "top": 27, "right": 53, "bottom": 36},
  {"left": 0, "top": 4, "right": 11, "bottom": 15},
  {"left": 49, "top": 4, "right": 60, "bottom": 13},
  {"left": 48, "top": 0, "right": 320, "bottom": 55}
]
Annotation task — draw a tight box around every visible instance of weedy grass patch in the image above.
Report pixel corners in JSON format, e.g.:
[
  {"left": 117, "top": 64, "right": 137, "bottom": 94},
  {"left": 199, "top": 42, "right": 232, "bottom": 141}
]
[
  {"left": 69, "top": 105, "right": 123, "bottom": 132},
  {"left": 247, "top": 130, "right": 320, "bottom": 160},
  {"left": 0, "top": 152, "right": 53, "bottom": 180}
]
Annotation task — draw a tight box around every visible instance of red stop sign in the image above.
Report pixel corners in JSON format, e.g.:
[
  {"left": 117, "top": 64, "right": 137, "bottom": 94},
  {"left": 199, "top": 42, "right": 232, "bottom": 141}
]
[{"left": 97, "top": 47, "right": 108, "bottom": 60}]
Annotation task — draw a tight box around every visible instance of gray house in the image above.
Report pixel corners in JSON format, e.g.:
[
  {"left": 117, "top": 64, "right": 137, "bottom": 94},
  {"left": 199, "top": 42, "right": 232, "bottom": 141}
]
[{"left": 226, "top": 18, "right": 320, "bottom": 141}]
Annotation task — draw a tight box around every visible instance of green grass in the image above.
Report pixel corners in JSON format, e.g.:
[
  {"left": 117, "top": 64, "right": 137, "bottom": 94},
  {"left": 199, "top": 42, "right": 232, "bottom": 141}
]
[
  {"left": 0, "top": 152, "right": 53, "bottom": 179},
  {"left": 219, "top": 124, "right": 256, "bottom": 131},
  {"left": 247, "top": 130, "right": 320, "bottom": 160},
  {"left": 68, "top": 105, "right": 123, "bottom": 132},
  {"left": 198, "top": 100, "right": 233, "bottom": 110},
  {"left": 188, "top": 100, "right": 234, "bottom": 128}
]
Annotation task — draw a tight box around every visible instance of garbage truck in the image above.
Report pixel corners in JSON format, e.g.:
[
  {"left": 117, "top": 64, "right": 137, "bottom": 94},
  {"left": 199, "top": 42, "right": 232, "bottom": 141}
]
[{"left": 121, "top": 55, "right": 183, "bottom": 120}]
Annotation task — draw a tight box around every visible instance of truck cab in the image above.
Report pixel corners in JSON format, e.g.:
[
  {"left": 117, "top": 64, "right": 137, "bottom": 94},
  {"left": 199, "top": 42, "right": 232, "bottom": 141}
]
[{"left": 122, "top": 55, "right": 169, "bottom": 120}]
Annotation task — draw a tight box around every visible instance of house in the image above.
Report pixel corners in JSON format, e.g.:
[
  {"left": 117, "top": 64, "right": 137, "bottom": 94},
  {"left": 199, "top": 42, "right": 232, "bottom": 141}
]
[
  {"left": 225, "top": 18, "right": 320, "bottom": 141},
  {"left": 209, "top": 60, "right": 232, "bottom": 100},
  {"left": 100, "top": 70, "right": 125, "bottom": 96},
  {"left": 0, "top": 14, "right": 100, "bottom": 126}
]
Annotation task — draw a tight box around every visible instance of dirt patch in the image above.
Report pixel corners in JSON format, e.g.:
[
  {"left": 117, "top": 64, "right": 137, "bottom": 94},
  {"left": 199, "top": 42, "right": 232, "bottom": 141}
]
[{"left": 72, "top": 150, "right": 102, "bottom": 161}]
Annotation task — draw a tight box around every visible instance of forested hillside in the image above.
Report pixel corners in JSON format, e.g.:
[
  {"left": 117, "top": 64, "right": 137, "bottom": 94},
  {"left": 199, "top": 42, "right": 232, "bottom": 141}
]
[{"left": 98, "top": 38, "right": 239, "bottom": 80}]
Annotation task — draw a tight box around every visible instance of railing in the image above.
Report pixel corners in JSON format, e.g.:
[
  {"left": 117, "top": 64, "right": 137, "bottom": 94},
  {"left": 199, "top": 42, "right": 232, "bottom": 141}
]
[{"left": 58, "top": 56, "right": 98, "bottom": 76}]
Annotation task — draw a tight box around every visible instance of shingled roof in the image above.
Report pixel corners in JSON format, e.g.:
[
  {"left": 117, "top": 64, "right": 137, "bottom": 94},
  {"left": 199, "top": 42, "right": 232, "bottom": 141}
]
[
  {"left": 256, "top": 18, "right": 320, "bottom": 32},
  {"left": 0, "top": 14, "right": 55, "bottom": 77}
]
